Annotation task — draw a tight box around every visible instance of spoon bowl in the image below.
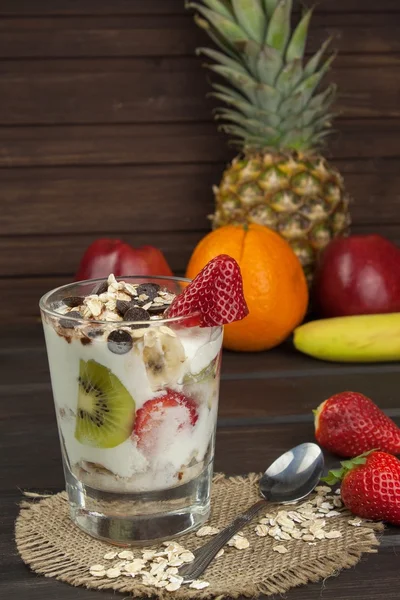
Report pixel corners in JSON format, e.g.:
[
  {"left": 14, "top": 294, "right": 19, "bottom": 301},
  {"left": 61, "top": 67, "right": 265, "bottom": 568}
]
[
  {"left": 260, "top": 442, "right": 324, "bottom": 503},
  {"left": 179, "top": 442, "right": 325, "bottom": 583}
]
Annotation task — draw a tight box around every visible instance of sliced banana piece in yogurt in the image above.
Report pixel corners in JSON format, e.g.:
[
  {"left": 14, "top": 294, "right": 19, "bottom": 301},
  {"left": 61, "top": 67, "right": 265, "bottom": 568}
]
[{"left": 138, "top": 327, "right": 186, "bottom": 390}]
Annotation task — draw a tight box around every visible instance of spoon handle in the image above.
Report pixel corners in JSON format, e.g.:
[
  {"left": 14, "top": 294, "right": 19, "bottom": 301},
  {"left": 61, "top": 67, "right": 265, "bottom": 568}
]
[{"left": 179, "top": 499, "right": 266, "bottom": 583}]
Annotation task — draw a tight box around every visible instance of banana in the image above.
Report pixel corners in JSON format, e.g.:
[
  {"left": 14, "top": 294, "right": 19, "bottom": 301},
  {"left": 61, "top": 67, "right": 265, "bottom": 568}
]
[
  {"left": 293, "top": 313, "right": 400, "bottom": 362},
  {"left": 138, "top": 326, "right": 186, "bottom": 390}
]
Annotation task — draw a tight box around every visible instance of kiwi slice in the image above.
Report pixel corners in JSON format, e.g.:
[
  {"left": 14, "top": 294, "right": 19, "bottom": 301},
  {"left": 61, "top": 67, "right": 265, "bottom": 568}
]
[{"left": 74, "top": 359, "right": 135, "bottom": 448}]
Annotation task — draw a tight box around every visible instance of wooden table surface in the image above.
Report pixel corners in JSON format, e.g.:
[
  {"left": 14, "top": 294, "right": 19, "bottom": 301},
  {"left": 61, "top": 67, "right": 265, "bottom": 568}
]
[{"left": 1, "top": 324, "right": 399, "bottom": 599}]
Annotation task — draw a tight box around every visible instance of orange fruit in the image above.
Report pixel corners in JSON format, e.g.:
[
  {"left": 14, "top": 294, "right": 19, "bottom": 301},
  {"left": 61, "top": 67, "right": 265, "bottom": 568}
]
[{"left": 186, "top": 224, "right": 308, "bottom": 351}]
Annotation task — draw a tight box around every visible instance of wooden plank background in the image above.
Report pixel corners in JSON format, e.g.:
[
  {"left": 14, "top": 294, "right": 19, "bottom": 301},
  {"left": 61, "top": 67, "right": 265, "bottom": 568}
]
[{"left": 1, "top": 0, "right": 400, "bottom": 321}]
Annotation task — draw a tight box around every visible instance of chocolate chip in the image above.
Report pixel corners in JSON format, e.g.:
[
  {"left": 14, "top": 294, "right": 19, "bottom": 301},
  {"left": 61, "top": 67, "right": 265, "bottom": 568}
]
[
  {"left": 87, "top": 329, "right": 104, "bottom": 338},
  {"left": 124, "top": 307, "right": 150, "bottom": 329},
  {"left": 116, "top": 300, "right": 133, "bottom": 316},
  {"left": 107, "top": 330, "right": 133, "bottom": 354},
  {"left": 93, "top": 280, "right": 108, "bottom": 295},
  {"left": 59, "top": 311, "right": 82, "bottom": 329},
  {"left": 136, "top": 283, "right": 160, "bottom": 303},
  {"left": 63, "top": 296, "right": 85, "bottom": 308},
  {"left": 80, "top": 337, "right": 92, "bottom": 346}
]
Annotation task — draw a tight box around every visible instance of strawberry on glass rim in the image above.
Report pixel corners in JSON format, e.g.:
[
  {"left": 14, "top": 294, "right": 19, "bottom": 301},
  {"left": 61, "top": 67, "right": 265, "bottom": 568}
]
[{"left": 167, "top": 254, "right": 248, "bottom": 327}]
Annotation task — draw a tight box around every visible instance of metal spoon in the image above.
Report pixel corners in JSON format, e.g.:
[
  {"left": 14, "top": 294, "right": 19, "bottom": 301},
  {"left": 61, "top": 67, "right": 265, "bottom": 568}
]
[{"left": 179, "top": 442, "right": 324, "bottom": 583}]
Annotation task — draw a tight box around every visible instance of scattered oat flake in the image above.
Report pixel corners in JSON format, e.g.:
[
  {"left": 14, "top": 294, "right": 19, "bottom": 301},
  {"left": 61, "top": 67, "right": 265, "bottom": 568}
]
[
  {"left": 216, "top": 548, "right": 225, "bottom": 558},
  {"left": 255, "top": 524, "right": 269, "bottom": 537},
  {"left": 90, "top": 570, "right": 106, "bottom": 577},
  {"left": 118, "top": 550, "right": 133, "bottom": 560},
  {"left": 277, "top": 515, "right": 295, "bottom": 529},
  {"left": 124, "top": 564, "right": 139, "bottom": 575},
  {"left": 104, "top": 551, "right": 118, "bottom": 560},
  {"left": 106, "top": 567, "right": 121, "bottom": 579},
  {"left": 196, "top": 525, "right": 220, "bottom": 537},
  {"left": 326, "top": 510, "right": 341, "bottom": 518},
  {"left": 302, "top": 534, "right": 315, "bottom": 542},
  {"left": 287, "top": 511, "right": 303, "bottom": 523},
  {"left": 166, "top": 566, "right": 179, "bottom": 575},
  {"left": 190, "top": 580, "right": 210, "bottom": 590},
  {"left": 168, "top": 557, "right": 184, "bottom": 567},
  {"left": 273, "top": 545, "right": 288, "bottom": 554},
  {"left": 349, "top": 518, "right": 363, "bottom": 527},
  {"left": 335, "top": 488, "right": 341, "bottom": 494},
  {"left": 333, "top": 497, "right": 343, "bottom": 507},
  {"left": 142, "top": 550, "right": 156, "bottom": 561},
  {"left": 315, "top": 485, "right": 332, "bottom": 494},
  {"left": 90, "top": 564, "right": 105, "bottom": 572},
  {"left": 166, "top": 581, "right": 182, "bottom": 592},
  {"left": 180, "top": 551, "right": 195, "bottom": 563},
  {"left": 268, "top": 525, "right": 281, "bottom": 537},
  {"left": 325, "top": 530, "right": 342, "bottom": 539},
  {"left": 290, "top": 529, "right": 302, "bottom": 539},
  {"left": 234, "top": 536, "right": 250, "bottom": 549},
  {"left": 142, "top": 574, "right": 158, "bottom": 586}
]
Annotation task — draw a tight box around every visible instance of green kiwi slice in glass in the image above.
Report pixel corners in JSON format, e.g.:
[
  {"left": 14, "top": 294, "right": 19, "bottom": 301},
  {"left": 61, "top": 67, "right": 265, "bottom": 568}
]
[{"left": 74, "top": 359, "right": 135, "bottom": 448}]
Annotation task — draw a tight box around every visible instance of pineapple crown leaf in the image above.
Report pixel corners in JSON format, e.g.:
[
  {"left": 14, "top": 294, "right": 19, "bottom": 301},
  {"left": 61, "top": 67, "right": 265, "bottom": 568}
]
[
  {"left": 189, "top": 0, "right": 338, "bottom": 152},
  {"left": 304, "top": 37, "right": 333, "bottom": 77},
  {"left": 193, "top": 14, "right": 240, "bottom": 59},
  {"left": 263, "top": 0, "right": 280, "bottom": 19},
  {"left": 189, "top": 3, "right": 246, "bottom": 44},
  {"left": 256, "top": 45, "right": 283, "bottom": 85},
  {"left": 199, "top": 0, "right": 234, "bottom": 19},
  {"left": 198, "top": 47, "right": 249, "bottom": 75},
  {"left": 231, "top": 0, "right": 266, "bottom": 44},
  {"left": 266, "top": 0, "right": 292, "bottom": 52},
  {"left": 286, "top": 9, "right": 313, "bottom": 62}
]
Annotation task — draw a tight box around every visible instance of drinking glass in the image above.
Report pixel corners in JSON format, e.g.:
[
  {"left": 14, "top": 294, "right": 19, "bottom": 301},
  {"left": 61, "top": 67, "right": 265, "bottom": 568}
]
[{"left": 40, "top": 276, "right": 223, "bottom": 545}]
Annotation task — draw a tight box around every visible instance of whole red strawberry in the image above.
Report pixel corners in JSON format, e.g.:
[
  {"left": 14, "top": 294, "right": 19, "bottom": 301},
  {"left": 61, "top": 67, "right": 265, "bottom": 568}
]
[
  {"left": 324, "top": 451, "right": 400, "bottom": 525},
  {"left": 167, "top": 254, "right": 248, "bottom": 327},
  {"left": 314, "top": 391, "right": 400, "bottom": 457}
]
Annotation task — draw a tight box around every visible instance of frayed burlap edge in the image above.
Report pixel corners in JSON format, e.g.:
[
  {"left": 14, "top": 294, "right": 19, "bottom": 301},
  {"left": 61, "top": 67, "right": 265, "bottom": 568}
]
[{"left": 15, "top": 473, "right": 384, "bottom": 599}]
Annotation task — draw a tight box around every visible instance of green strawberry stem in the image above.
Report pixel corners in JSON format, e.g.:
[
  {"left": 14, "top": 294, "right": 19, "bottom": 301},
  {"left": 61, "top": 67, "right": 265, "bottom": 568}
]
[{"left": 321, "top": 450, "right": 376, "bottom": 486}]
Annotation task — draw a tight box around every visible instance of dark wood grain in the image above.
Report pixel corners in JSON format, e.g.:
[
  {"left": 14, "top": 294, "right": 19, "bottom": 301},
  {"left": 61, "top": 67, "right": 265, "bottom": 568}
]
[
  {"left": 1, "top": 56, "right": 400, "bottom": 125},
  {"left": 0, "top": 0, "right": 398, "bottom": 16},
  {"left": 0, "top": 162, "right": 399, "bottom": 238},
  {"left": 1, "top": 120, "right": 400, "bottom": 169},
  {"left": 0, "top": 232, "right": 206, "bottom": 277},
  {"left": 0, "top": 13, "right": 399, "bottom": 58},
  {"left": 0, "top": 224, "right": 399, "bottom": 280}
]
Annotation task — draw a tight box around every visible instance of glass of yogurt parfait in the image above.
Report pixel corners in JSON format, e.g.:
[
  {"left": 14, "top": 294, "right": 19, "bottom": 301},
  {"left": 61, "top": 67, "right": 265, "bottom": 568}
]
[{"left": 40, "top": 259, "right": 247, "bottom": 545}]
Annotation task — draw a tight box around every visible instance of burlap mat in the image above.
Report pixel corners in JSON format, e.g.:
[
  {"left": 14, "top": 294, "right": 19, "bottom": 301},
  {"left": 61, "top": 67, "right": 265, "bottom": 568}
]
[{"left": 15, "top": 473, "right": 383, "bottom": 598}]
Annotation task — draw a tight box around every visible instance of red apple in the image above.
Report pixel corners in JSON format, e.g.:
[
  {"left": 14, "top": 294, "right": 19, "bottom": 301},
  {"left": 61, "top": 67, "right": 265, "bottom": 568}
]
[
  {"left": 314, "top": 234, "right": 400, "bottom": 317},
  {"left": 75, "top": 238, "right": 173, "bottom": 281}
]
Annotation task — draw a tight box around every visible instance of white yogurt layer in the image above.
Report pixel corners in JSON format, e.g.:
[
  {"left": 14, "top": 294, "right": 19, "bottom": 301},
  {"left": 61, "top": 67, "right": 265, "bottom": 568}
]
[{"left": 43, "top": 320, "right": 222, "bottom": 490}]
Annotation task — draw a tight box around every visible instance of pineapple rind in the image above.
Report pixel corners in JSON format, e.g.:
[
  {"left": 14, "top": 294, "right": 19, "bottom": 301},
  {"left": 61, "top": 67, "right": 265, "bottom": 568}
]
[{"left": 212, "top": 153, "right": 351, "bottom": 281}]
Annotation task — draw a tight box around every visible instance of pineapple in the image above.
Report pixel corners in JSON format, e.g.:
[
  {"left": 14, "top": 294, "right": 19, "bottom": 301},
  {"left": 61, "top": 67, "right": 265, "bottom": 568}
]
[{"left": 188, "top": 0, "right": 351, "bottom": 282}]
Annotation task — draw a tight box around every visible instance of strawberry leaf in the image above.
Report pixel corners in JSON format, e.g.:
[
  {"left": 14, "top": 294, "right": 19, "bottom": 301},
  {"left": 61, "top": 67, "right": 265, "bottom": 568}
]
[
  {"left": 321, "top": 468, "right": 344, "bottom": 486},
  {"left": 322, "top": 450, "right": 377, "bottom": 485}
]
